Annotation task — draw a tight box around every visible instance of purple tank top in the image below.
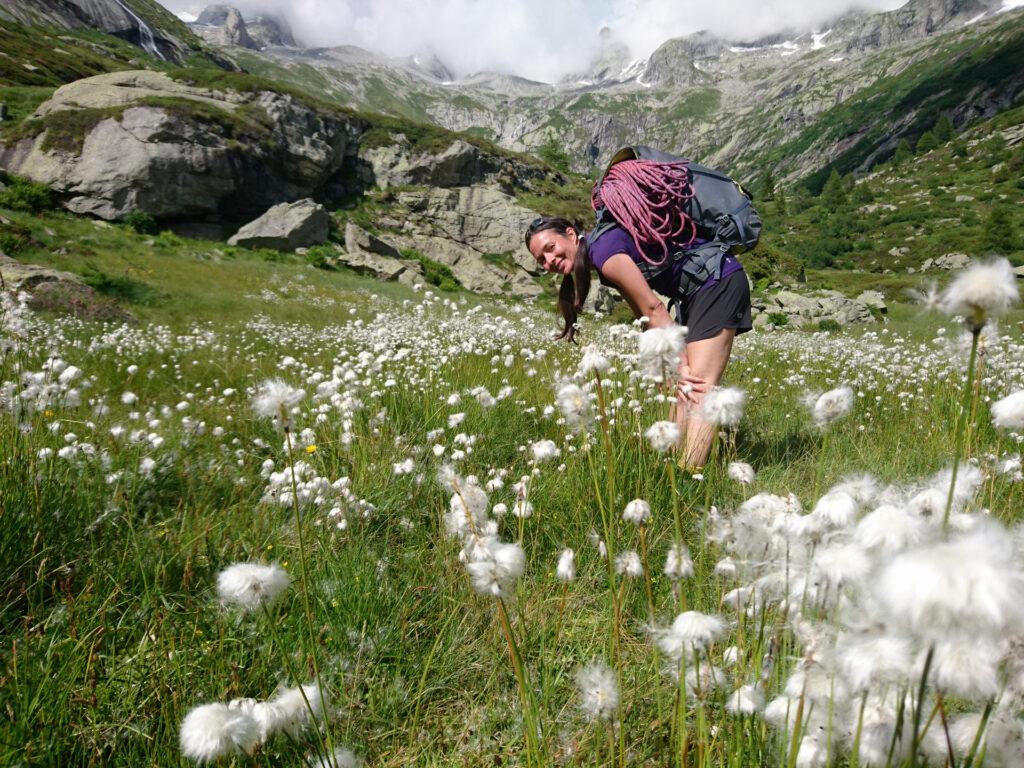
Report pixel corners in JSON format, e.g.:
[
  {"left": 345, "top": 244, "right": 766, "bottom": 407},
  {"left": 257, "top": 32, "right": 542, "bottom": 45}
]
[{"left": 586, "top": 225, "right": 742, "bottom": 297}]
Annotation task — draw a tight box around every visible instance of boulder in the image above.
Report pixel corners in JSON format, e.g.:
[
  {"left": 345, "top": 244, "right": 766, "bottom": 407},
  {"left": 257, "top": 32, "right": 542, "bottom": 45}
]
[
  {"left": 857, "top": 290, "right": 887, "bottom": 313},
  {"left": 955, "top": 194, "right": 975, "bottom": 202},
  {"left": 751, "top": 288, "right": 878, "bottom": 328},
  {"left": 0, "top": 71, "right": 359, "bottom": 220},
  {"left": 1014, "top": 265, "right": 1024, "bottom": 280},
  {"left": 343, "top": 222, "right": 402, "bottom": 260},
  {"left": 337, "top": 223, "right": 417, "bottom": 283},
  {"left": 583, "top": 280, "right": 624, "bottom": 314},
  {"left": 933, "top": 252, "right": 970, "bottom": 270},
  {"left": 771, "top": 290, "right": 821, "bottom": 318},
  {"left": 228, "top": 199, "right": 329, "bottom": 250}
]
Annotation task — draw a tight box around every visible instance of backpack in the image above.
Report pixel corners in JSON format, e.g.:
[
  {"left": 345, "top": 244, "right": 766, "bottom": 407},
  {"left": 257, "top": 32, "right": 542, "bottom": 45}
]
[{"left": 591, "top": 146, "right": 762, "bottom": 298}]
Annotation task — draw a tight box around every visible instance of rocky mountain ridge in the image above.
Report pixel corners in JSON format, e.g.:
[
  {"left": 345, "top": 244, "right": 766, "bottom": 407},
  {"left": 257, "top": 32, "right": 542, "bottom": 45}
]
[{"left": 204, "top": 0, "right": 1023, "bottom": 186}]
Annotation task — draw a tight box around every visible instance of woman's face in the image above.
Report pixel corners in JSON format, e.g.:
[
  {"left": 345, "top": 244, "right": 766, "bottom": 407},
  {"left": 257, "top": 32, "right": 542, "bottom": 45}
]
[{"left": 528, "top": 228, "right": 580, "bottom": 276}]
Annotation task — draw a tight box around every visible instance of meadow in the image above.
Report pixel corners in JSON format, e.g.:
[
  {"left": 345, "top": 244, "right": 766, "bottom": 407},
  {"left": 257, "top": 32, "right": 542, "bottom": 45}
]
[{"left": 1, "top": 254, "right": 1023, "bottom": 767}]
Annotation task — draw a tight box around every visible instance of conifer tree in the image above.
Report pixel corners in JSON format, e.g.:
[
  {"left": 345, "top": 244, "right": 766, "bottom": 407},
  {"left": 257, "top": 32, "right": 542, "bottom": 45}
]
[
  {"left": 537, "top": 136, "right": 571, "bottom": 174},
  {"left": 851, "top": 178, "right": 875, "bottom": 204},
  {"left": 934, "top": 114, "right": 955, "bottom": 143},
  {"left": 915, "top": 131, "right": 939, "bottom": 154},
  {"left": 893, "top": 139, "right": 912, "bottom": 165},
  {"left": 952, "top": 138, "right": 969, "bottom": 158},
  {"left": 820, "top": 168, "right": 847, "bottom": 208},
  {"left": 759, "top": 169, "right": 776, "bottom": 201},
  {"left": 775, "top": 184, "right": 787, "bottom": 217},
  {"left": 984, "top": 205, "right": 1016, "bottom": 254}
]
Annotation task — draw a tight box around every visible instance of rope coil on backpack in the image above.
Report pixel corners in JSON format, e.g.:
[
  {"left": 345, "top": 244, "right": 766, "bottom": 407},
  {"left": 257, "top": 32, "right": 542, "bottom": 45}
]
[{"left": 591, "top": 159, "right": 697, "bottom": 265}]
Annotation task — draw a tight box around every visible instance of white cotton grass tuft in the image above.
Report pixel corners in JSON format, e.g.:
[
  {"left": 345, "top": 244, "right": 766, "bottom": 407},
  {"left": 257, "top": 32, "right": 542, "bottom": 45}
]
[
  {"left": 927, "top": 637, "right": 1003, "bottom": 700},
  {"left": 644, "top": 420, "right": 680, "bottom": 453},
  {"left": 465, "top": 538, "right": 526, "bottom": 598},
  {"left": 699, "top": 386, "right": 746, "bottom": 427},
  {"left": 614, "top": 550, "right": 643, "bottom": 578},
  {"left": 727, "top": 461, "right": 755, "bottom": 485},
  {"left": 622, "top": 498, "right": 651, "bottom": 526},
  {"left": 663, "top": 543, "right": 694, "bottom": 580},
  {"left": 726, "top": 683, "right": 764, "bottom": 715},
  {"left": 992, "top": 389, "right": 1024, "bottom": 431},
  {"left": 638, "top": 325, "right": 687, "bottom": 381},
  {"left": 873, "top": 520, "right": 1024, "bottom": 639},
  {"left": 576, "top": 662, "right": 619, "bottom": 721},
  {"left": 445, "top": 480, "right": 489, "bottom": 538},
  {"left": 179, "top": 702, "right": 261, "bottom": 762},
  {"left": 810, "top": 490, "right": 858, "bottom": 529},
  {"left": 555, "top": 382, "right": 592, "bottom": 430},
  {"left": 530, "top": 439, "right": 560, "bottom": 462},
  {"left": 252, "top": 379, "right": 305, "bottom": 431},
  {"left": 556, "top": 548, "right": 576, "bottom": 582},
  {"left": 216, "top": 563, "right": 290, "bottom": 612},
  {"left": 853, "top": 504, "right": 929, "bottom": 555},
  {"left": 312, "top": 747, "right": 363, "bottom": 768},
  {"left": 271, "top": 683, "right": 329, "bottom": 737},
  {"left": 657, "top": 611, "right": 727, "bottom": 660},
  {"left": 930, "top": 461, "right": 983, "bottom": 511},
  {"left": 578, "top": 345, "right": 610, "bottom": 375},
  {"left": 939, "top": 256, "right": 1019, "bottom": 326},
  {"left": 810, "top": 386, "right": 853, "bottom": 427},
  {"left": 834, "top": 632, "right": 914, "bottom": 693}
]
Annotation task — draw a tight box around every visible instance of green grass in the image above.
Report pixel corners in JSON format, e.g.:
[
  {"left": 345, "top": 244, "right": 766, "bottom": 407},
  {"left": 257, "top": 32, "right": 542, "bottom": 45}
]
[
  {"left": 1, "top": 255, "right": 1021, "bottom": 765},
  {"left": 0, "top": 86, "right": 55, "bottom": 123}
]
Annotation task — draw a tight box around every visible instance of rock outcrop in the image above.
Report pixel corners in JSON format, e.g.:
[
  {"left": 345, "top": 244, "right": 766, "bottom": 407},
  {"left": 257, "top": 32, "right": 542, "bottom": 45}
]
[
  {"left": 753, "top": 289, "right": 883, "bottom": 328},
  {"left": 337, "top": 223, "right": 423, "bottom": 287},
  {"left": 0, "top": 252, "right": 130, "bottom": 321},
  {"left": 0, "top": 252, "right": 82, "bottom": 291},
  {"left": 0, "top": 71, "right": 360, "bottom": 220},
  {"left": 358, "top": 138, "right": 546, "bottom": 191},
  {"left": 392, "top": 186, "right": 541, "bottom": 273},
  {"left": 228, "top": 199, "right": 329, "bottom": 250},
  {"left": 920, "top": 252, "right": 971, "bottom": 271}
]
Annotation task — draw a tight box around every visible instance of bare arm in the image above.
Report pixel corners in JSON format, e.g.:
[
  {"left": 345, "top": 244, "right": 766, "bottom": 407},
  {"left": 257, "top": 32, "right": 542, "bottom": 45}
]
[
  {"left": 598, "top": 253, "right": 674, "bottom": 328},
  {"left": 598, "top": 253, "right": 705, "bottom": 403}
]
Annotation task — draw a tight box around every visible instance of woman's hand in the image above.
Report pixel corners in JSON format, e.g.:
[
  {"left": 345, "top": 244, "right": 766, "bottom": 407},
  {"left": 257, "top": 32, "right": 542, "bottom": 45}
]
[{"left": 676, "top": 367, "right": 707, "bottom": 405}]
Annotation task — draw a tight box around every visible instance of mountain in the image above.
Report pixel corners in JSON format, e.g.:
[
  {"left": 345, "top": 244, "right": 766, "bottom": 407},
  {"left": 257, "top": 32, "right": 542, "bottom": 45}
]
[
  {"left": 206, "top": 0, "right": 1023, "bottom": 189},
  {"left": 0, "top": 0, "right": 201, "bottom": 62}
]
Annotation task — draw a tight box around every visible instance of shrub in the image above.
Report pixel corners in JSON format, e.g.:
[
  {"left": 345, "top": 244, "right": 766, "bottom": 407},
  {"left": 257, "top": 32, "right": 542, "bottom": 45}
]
[
  {"left": 303, "top": 245, "right": 337, "bottom": 270},
  {"left": 767, "top": 311, "right": 789, "bottom": 327},
  {"left": 0, "top": 173, "right": 54, "bottom": 213},
  {"left": 0, "top": 219, "right": 34, "bottom": 254},
  {"left": 80, "top": 264, "right": 160, "bottom": 305},
  {"left": 122, "top": 210, "right": 159, "bottom": 235},
  {"left": 818, "top": 319, "right": 842, "bottom": 332},
  {"left": 400, "top": 248, "right": 460, "bottom": 292}
]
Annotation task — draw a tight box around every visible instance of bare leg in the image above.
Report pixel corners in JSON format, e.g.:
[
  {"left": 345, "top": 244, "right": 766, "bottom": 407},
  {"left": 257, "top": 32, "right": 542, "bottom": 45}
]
[{"left": 676, "top": 328, "right": 736, "bottom": 468}]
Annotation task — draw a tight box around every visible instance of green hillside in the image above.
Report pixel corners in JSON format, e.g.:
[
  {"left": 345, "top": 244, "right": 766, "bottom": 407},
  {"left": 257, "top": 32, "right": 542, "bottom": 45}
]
[{"left": 760, "top": 105, "right": 1024, "bottom": 288}]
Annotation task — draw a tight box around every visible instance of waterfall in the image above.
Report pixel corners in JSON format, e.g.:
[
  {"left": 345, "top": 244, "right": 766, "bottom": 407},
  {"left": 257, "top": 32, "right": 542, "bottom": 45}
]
[{"left": 111, "top": 0, "right": 167, "bottom": 61}]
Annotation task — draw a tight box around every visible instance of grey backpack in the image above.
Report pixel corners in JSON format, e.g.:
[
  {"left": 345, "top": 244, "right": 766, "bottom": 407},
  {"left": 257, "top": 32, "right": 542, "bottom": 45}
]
[{"left": 591, "top": 146, "right": 761, "bottom": 297}]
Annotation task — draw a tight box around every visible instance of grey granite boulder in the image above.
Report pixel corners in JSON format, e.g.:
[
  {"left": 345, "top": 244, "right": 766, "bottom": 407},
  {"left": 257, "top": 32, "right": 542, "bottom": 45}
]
[{"left": 228, "top": 199, "right": 329, "bottom": 250}]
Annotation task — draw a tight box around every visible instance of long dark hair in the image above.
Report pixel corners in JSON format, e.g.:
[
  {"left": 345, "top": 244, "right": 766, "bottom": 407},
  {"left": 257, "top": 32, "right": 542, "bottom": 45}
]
[{"left": 525, "top": 217, "right": 591, "bottom": 343}]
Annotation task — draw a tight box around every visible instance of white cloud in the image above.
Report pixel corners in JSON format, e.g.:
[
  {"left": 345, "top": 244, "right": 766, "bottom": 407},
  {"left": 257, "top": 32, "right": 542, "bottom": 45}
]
[{"left": 160, "top": 0, "right": 909, "bottom": 82}]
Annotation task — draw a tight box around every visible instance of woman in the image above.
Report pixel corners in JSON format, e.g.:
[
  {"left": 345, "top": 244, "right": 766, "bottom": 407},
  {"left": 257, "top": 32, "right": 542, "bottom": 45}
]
[{"left": 525, "top": 158, "right": 752, "bottom": 469}]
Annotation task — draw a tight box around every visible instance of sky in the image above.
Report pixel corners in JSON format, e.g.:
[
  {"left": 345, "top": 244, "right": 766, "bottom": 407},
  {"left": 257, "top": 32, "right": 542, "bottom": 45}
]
[{"left": 159, "top": 0, "right": 910, "bottom": 82}]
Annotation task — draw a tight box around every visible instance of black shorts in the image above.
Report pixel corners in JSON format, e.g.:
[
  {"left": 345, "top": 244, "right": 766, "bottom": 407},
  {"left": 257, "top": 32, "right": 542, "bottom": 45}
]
[{"left": 676, "top": 269, "right": 752, "bottom": 342}]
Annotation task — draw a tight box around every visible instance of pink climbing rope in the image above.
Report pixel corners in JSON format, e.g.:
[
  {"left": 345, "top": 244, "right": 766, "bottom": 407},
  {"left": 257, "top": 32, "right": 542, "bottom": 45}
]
[{"left": 591, "top": 159, "right": 696, "bottom": 265}]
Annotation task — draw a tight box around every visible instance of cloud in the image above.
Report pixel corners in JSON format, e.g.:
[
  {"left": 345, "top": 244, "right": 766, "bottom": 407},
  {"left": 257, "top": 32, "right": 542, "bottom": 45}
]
[{"left": 159, "top": 0, "right": 908, "bottom": 82}]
